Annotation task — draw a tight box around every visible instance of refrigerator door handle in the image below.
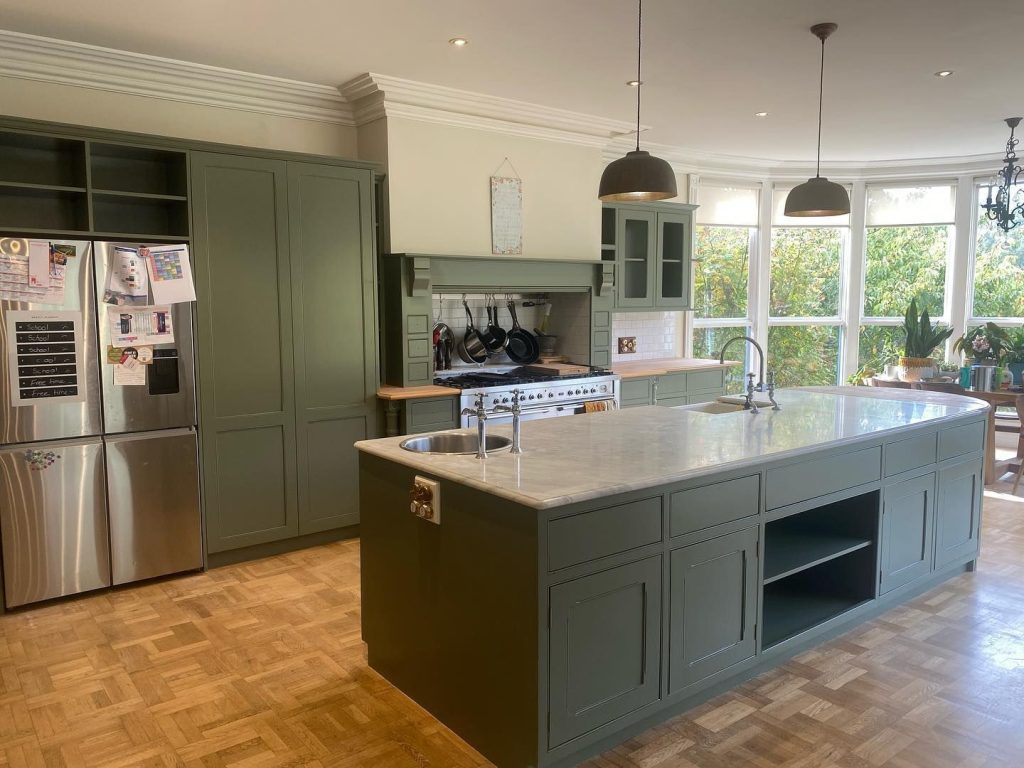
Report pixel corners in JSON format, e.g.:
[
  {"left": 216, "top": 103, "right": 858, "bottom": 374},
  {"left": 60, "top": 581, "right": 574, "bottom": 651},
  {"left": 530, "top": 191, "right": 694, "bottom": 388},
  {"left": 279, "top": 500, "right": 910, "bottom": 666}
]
[{"left": 103, "top": 426, "right": 196, "bottom": 444}]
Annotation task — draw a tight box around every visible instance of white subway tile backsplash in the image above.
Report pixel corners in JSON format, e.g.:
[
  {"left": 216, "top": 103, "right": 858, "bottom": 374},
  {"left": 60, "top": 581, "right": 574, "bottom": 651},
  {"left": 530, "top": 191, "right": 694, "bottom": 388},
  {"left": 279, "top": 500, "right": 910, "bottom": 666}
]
[{"left": 611, "top": 311, "right": 682, "bottom": 362}]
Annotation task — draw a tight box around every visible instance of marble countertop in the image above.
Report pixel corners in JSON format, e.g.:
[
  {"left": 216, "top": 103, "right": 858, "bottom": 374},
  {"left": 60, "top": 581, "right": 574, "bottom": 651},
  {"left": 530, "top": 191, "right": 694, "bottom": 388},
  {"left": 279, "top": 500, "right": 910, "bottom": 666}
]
[
  {"left": 611, "top": 357, "right": 740, "bottom": 379},
  {"left": 355, "top": 387, "right": 988, "bottom": 510}
]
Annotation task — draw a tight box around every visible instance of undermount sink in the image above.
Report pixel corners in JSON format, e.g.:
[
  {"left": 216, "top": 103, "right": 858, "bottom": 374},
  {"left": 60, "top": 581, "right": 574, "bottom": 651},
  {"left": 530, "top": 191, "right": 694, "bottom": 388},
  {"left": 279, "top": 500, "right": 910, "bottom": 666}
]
[
  {"left": 400, "top": 433, "right": 513, "bottom": 455},
  {"left": 674, "top": 401, "right": 746, "bottom": 414}
]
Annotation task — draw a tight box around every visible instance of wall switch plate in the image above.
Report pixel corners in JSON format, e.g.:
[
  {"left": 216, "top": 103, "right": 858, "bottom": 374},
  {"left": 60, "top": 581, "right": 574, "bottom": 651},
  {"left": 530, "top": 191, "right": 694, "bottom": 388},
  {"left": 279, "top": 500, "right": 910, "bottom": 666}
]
[
  {"left": 618, "top": 336, "right": 638, "bottom": 354},
  {"left": 412, "top": 475, "right": 441, "bottom": 525}
]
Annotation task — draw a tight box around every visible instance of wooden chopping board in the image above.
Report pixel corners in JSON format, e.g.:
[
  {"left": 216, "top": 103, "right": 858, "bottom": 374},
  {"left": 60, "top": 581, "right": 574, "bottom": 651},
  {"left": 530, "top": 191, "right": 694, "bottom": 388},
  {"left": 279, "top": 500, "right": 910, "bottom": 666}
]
[{"left": 524, "top": 362, "right": 591, "bottom": 376}]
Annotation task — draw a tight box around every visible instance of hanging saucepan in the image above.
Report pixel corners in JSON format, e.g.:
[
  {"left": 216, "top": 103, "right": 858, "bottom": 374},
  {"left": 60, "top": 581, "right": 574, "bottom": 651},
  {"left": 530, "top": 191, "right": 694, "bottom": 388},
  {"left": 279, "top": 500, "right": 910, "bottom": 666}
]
[
  {"left": 490, "top": 296, "right": 508, "bottom": 350},
  {"left": 457, "top": 299, "right": 488, "bottom": 364},
  {"left": 478, "top": 298, "right": 506, "bottom": 355},
  {"left": 505, "top": 300, "right": 540, "bottom": 364}
]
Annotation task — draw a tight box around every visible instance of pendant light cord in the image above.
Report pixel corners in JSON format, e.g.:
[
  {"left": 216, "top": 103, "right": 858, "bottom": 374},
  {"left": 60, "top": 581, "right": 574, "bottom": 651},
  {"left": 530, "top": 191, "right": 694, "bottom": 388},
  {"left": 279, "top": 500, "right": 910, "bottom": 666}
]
[
  {"left": 635, "top": 0, "right": 643, "bottom": 152},
  {"left": 816, "top": 36, "right": 825, "bottom": 178}
]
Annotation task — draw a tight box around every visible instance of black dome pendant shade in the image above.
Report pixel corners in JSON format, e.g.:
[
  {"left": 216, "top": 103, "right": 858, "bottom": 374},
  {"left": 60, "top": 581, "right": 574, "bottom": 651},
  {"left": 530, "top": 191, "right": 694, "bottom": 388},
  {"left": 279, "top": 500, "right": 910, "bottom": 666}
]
[
  {"left": 785, "top": 22, "right": 850, "bottom": 217},
  {"left": 599, "top": 0, "right": 677, "bottom": 202}
]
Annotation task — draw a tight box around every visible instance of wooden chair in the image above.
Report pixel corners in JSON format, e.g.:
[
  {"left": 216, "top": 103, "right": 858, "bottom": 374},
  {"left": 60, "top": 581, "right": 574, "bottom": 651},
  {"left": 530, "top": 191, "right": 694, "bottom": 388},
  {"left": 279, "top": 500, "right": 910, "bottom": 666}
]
[
  {"left": 870, "top": 377, "right": 913, "bottom": 388},
  {"left": 914, "top": 381, "right": 966, "bottom": 394}
]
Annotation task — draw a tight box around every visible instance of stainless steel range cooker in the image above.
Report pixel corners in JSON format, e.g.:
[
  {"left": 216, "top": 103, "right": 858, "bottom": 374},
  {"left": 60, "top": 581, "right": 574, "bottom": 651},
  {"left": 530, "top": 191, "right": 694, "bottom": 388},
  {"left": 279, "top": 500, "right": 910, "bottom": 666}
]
[{"left": 435, "top": 366, "right": 619, "bottom": 427}]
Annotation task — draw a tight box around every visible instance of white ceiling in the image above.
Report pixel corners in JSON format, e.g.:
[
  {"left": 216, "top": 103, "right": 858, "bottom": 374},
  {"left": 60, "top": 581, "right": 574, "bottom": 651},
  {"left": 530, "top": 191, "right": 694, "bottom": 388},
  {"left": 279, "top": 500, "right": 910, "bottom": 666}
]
[{"left": 0, "top": 0, "right": 1021, "bottom": 162}]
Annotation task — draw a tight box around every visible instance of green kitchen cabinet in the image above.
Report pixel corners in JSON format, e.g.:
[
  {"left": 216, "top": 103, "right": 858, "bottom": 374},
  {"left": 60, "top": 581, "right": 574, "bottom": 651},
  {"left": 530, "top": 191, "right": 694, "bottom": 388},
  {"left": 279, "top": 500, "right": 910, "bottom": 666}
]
[
  {"left": 192, "top": 153, "right": 376, "bottom": 555},
  {"left": 669, "top": 527, "right": 758, "bottom": 693},
  {"left": 618, "top": 369, "right": 727, "bottom": 409},
  {"left": 548, "top": 555, "right": 662, "bottom": 747},
  {"left": 934, "top": 458, "right": 983, "bottom": 569},
  {"left": 879, "top": 472, "right": 935, "bottom": 594},
  {"left": 602, "top": 202, "right": 697, "bottom": 311}
]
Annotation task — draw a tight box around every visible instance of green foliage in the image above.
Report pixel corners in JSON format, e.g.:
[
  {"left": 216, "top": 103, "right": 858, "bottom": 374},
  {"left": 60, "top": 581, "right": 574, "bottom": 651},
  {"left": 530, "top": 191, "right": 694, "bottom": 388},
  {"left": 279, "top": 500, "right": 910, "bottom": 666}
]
[
  {"left": 770, "top": 228, "right": 842, "bottom": 316},
  {"left": 901, "top": 297, "right": 954, "bottom": 359},
  {"left": 694, "top": 226, "right": 750, "bottom": 319},
  {"left": 864, "top": 226, "right": 948, "bottom": 317},
  {"left": 767, "top": 325, "right": 840, "bottom": 388},
  {"left": 1004, "top": 328, "right": 1024, "bottom": 364},
  {"left": 953, "top": 322, "right": 1010, "bottom": 362},
  {"left": 691, "top": 324, "right": 749, "bottom": 390},
  {"left": 972, "top": 212, "right": 1024, "bottom": 318}
]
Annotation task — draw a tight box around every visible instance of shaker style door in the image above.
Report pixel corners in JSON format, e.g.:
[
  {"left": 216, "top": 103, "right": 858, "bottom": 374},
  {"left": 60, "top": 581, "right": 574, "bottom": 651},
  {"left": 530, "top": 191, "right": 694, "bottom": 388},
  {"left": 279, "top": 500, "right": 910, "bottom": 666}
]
[
  {"left": 0, "top": 438, "right": 110, "bottom": 607},
  {"left": 934, "top": 459, "right": 983, "bottom": 569},
  {"left": 880, "top": 473, "right": 935, "bottom": 594},
  {"left": 654, "top": 212, "right": 692, "bottom": 309}
]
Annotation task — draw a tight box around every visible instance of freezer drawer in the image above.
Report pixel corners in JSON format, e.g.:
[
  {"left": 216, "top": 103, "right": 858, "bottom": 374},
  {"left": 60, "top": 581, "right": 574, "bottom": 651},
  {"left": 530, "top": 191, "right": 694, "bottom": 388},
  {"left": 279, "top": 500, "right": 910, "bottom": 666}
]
[
  {"left": 93, "top": 242, "right": 197, "bottom": 433},
  {"left": 0, "top": 438, "right": 111, "bottom": 608},
  {"left": 105, "top": 428, "right": 202, "bottom": 585}
]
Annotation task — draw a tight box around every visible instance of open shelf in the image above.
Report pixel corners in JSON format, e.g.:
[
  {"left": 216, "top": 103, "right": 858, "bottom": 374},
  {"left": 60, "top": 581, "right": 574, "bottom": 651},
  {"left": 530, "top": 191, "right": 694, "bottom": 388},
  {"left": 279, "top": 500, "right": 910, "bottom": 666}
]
[
  {"left": 91, "top": 189, "right": 187, "bottom": 202},
  {"left": 89, "top": 143, "right": 188, "bottom": 197},
  {"left": 0, "top": 181, "right": 86, "bottom": 193},
  {"left": 0, "top": 186, "right": 89, "bottom": 232},
  {"left": 763, "top": 531, "right": 872, "bottom": 584},
  {"left": 0, "top": 131, "right": 87, "bottom": 188},
  {"left": 91, "top": 193, "right": 189, "bottom": 238},
  {"left": 601, "top": 206, "right": 616, "bottom": 247},
  {"left": 762, "top": 577, "right": 872, "bottom": 649}
]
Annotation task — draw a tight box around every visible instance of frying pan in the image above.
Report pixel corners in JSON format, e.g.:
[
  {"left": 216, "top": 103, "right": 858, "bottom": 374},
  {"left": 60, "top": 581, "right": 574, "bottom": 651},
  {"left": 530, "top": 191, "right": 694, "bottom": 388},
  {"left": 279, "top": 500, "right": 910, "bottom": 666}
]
[
  {"left": 478, "top": 302, "right": 506, "bottom": 354},
  {"left": 432, "top": 321, "right": 454, "bottom": 371},
  {"left": 490, "top": 297, "right": 508, "bottom": 349},
  {"left": 505, "top": 300, "right": 540, "bottom": 364},
  {"left": 457, "top": 300, "right": 489, "bottom": 364}
]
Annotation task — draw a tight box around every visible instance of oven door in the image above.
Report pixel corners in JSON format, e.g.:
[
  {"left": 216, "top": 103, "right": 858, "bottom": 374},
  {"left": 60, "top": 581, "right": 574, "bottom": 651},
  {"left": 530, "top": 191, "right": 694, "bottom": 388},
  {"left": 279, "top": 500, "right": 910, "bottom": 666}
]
[{"left": 480, "top": 398, "right": 618, "bottom": 426}]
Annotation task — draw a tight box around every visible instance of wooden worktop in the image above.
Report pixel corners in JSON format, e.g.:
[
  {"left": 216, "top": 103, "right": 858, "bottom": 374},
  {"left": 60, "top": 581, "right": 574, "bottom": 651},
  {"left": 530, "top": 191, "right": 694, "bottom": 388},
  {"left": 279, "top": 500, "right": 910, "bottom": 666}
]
[
  {"left": 611, "top": 357, "right": 740, "bottom": 379},
  {"left": 376, "top": 384, "right": 459, "bottom": 400}
]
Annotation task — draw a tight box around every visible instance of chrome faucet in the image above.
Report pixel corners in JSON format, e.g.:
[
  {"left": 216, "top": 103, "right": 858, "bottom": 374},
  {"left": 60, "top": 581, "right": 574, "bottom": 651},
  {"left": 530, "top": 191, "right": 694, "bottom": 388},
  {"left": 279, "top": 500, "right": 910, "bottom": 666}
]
[
  {"left": 744, "top": 373, "right": 760, "bottom": 413},
  {"left": 493, "top": 388, "right": 523, "bottom": 454},
  {"left": 460, "top": 392, "right": 489, "bottom": 460},
  {"left": 719, "top": 335, "right": 766, "bottom": 392},
  {"left": 766, "top": 370, "right": 781, "bottom": 410}
]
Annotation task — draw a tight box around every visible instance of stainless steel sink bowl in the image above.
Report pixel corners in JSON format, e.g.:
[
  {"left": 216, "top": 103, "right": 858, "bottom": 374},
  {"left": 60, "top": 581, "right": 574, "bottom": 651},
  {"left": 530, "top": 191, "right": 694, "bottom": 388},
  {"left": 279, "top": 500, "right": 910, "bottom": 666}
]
[
  {"left": 674, "top": 401, "right": 746, "bottom": 414},
  {"left": 399, "top": 433, "right": 513, "bottom": 454}
]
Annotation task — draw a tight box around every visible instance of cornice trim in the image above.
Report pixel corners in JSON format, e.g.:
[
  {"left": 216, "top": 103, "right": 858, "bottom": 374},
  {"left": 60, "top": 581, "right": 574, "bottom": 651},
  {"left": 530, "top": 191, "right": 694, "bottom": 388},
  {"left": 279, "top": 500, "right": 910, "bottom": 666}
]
[
  {"left": 0, "top": 29, "right": 353, "bottom": 125},
  {"left": 339, "top": 72, "right": 639, "bottom": 147}
]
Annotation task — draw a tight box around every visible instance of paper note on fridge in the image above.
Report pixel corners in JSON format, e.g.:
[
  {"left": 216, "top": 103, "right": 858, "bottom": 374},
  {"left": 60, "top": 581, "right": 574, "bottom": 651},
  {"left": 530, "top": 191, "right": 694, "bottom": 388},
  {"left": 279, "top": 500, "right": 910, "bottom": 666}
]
[
  {"left": 27, "top": 240, "right": 50, "bottom": 288},
  {"left": 102, "top": 246, "right": 149, "bottom": 305},
  {"left": 113, "top": 355, "right": 147, "bottom": 386},
  {"left": 143, "top": 245, "right": 195, "bottom": 304},
  {"left": 0, "top": 239, "right": 66, "bottom": 304},
  {"left": 107, "top": 305, "right": 174, "bottom": 346}
]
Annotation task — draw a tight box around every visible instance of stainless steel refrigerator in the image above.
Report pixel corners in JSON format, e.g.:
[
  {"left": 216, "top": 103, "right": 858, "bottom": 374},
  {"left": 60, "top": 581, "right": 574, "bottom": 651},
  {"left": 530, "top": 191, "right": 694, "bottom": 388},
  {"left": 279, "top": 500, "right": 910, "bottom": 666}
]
[{"left": 0, "top": 238, "right": 202, "bottom": 608}]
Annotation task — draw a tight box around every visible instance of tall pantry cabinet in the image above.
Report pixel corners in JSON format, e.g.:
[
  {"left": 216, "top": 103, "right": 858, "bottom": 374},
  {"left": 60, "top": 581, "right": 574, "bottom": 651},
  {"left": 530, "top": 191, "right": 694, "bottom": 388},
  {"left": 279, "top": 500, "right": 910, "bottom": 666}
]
[{"left": 190, "top": 153, "right": 377, "bottom": 559}]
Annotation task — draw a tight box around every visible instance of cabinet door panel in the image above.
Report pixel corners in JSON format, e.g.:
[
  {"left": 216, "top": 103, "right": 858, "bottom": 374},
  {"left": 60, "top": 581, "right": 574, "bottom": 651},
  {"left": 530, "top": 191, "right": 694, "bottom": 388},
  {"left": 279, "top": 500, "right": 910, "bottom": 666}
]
[
  {"left": 549, "top": 556, "right": 661, "bottom": 747},
  {"left": 934, "top": 459, "right": 982, "bottom": 568},
  {"left": 880, "top": 473, "right": 934, "bottom": 594},
  {"left": 655, "top": 212, "right": 692, "bottom": 308},
  {"left": 616, "top": 209, "right": 656, "bottom": 307},
  {"left": 288, "top": 162, "right": 376, "bottom": 533},
  {"left": 191, "top": 153, "right": 298, "bottom": 552},
  {"left": 669, "top": 528, "right": 757, "bottom": 692}
]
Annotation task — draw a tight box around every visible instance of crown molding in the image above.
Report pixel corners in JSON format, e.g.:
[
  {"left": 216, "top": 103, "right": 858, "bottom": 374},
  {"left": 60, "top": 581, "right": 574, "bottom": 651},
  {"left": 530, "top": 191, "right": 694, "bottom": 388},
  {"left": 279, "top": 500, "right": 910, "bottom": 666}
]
[
  {"left": 605, "top": 136, "right": 1003, "bottom": 182},
  {"left": 0, "top": 29, "right": 353, "bottom": 125},
  {"left": 339, "top": 72, "right": 639, "bottom": 147}
]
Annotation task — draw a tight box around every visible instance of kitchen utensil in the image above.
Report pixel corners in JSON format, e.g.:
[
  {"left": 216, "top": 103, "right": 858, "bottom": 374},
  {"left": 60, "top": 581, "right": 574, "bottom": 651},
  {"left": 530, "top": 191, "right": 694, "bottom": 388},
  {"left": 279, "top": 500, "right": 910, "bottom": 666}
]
[
  {"left": 489, "top": 297, "right": 508, "bottom": 350},
  {"left": 505, "top": 300, "right": 540, "bottom": 364},
  {"left": 441, "top": 325, "right": 454, "bottom": 370},
  {"left": 458, "top": 299, "right": 488, "bottom": 364},
  {"left": 478, "top": 300, "right": 505, "bottom": 354}
]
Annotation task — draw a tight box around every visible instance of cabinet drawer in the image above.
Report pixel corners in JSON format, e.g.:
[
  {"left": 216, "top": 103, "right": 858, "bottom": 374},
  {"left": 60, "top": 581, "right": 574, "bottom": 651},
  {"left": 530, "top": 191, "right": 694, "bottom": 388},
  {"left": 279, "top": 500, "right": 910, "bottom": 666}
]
[
  {"left": 937, "top": 420, "right": 985, "bottom": 461},
  {"left": 766, "top": 446, "right": 881, "bottom": 509},
  {"left": 656, "top": 396, "right": 688, "bottom": 408},
  {"left": 405, "top": 397, "right": 458, "bottom": 432},
  {"left": 687, "top": 369, "right": 725, "bottom": 392},
  {"left": 548, "top": 496, "right": 663, "bottom": 571},
  {"left": 670, "top": 474, "right": 760, "bottom": 537},
  {"left": 620, "top": 377, "right": 652, "bottom": 403},
  {"left": 655, "top": 372, "right": 688, "bottom": 397},
  {"left": 884, "top": 432, "right": 937, "bottom": 477},
  {"left": 687, "top": 391, "right": 719, "bottom": 405}
]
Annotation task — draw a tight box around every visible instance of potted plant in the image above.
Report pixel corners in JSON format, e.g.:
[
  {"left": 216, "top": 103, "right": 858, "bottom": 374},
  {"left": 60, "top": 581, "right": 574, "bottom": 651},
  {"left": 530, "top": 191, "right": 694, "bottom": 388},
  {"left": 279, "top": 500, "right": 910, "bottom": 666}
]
[
  {"left": 1006, "top": 328, "right": 1024, "bottom": 386},
  {"left": 898, "top": 298, "right": 954, "bottom": 382},
  {"left": 953, "top": 322, "right": 1009, "bottom": 365}
]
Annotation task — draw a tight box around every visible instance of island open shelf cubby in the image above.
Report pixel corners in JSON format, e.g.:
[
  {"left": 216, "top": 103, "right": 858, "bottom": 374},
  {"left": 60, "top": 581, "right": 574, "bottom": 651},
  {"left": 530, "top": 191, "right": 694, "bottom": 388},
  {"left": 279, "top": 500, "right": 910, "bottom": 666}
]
[{"left": 761, "top": 490, "right": 880, "bottom": 648}]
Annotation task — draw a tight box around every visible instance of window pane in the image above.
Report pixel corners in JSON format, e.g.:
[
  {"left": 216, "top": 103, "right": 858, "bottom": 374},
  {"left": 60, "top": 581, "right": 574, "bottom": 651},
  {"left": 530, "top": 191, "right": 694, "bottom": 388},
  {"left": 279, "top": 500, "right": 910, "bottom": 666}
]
[
  {"left": 973, "top": 202, "right": 1024, "bottom": 318},
  {"left": 694, "top": 226, "right": 750, "bottom": 318},
  {"left": 767, "top": 325, "right": 841, "bottom": 387},
  {"left": 697, "top": 185, "right": 759, "bottom": 225},
  {"left": 692, "top": 324, "right": 748, "bottom": 389},
  {"left": 770, "top": 227, "right": 843, "bottom": 317},
  {"left": 857, "top": 326, "right": 904, "bottom": 373},
  {"left": 773, "top": 186, "right": 851, "bottom": 226},
  {"left": 864, "top": 225, "right": 949, "bottom": 317},
  {"left": 866, "top": 184, "right": 955, "bottom": 226}
]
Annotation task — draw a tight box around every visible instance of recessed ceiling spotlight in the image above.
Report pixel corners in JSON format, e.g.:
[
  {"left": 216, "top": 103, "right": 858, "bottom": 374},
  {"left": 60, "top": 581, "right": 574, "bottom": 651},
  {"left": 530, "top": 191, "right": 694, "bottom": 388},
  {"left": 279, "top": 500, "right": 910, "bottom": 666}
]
[
  {"left": 934, "top": 70, "right": 954, "bottom": 78},
  {"left": 448, "top": 37, "right": 469, "bottom": 47},
  {"left": 626, "top": 80, "right": 643, "bottom": 87},
  {"left": 754, "top": 111, "right": 769, "bottom": 117}
]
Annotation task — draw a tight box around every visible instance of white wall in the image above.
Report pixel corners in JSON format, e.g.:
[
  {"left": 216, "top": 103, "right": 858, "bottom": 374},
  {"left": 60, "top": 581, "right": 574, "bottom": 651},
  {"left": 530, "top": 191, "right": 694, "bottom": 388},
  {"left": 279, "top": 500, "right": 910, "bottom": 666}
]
[
  {"left": 385, "top": 116, "right": 602, "bottom": 260},
  {"left": 0, "top": 77, "right": 357, "bottom": 157}
]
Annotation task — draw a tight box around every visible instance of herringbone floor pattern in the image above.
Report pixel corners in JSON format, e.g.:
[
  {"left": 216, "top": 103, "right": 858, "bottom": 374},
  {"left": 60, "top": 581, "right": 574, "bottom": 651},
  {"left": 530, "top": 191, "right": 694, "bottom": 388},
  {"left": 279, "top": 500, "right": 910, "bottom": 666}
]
[{"left": 0, "top": 487, "right": 1021, "bottom": 767}]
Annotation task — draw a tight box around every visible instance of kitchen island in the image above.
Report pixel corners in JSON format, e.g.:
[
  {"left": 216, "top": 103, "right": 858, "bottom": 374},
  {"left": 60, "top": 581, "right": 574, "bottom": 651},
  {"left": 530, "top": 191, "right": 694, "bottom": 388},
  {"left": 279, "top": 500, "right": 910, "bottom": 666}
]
[{"left": 356, "top": 387, "right": 987, "bottom": 768}]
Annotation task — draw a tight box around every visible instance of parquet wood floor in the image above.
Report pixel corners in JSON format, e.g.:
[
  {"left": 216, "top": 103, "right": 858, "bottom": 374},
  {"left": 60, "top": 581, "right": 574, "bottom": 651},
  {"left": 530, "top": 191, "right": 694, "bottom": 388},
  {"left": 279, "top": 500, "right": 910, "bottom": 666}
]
[{"left": 0, "top": 486, "right": 1021, "bottom": 768}]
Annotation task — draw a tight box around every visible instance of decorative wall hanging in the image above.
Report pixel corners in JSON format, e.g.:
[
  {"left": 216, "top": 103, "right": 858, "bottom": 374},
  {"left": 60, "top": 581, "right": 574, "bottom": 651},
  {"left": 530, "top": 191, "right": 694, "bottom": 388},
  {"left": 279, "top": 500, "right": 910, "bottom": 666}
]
[{"left": 491, "top": 157, "right": 523, "bottom": 255}]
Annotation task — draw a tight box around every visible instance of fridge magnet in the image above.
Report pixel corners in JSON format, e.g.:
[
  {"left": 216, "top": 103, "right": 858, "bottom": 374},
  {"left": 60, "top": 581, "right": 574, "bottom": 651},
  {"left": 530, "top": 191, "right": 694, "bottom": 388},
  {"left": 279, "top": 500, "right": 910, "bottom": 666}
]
[
  {"left": 490, "top": 158, "right": 523, "bottom": 255},
  {"left": 23, "top": 449, "right": 58, "bottom": 471},
  {"left": 143, "top": 244, "right": 196, "bottom": 304},
  {"left": 102, "top": 246, "right": 149, "bottom": 306},
  {"left": 5, "top": 309, "right": 86, "bottom": 406}
]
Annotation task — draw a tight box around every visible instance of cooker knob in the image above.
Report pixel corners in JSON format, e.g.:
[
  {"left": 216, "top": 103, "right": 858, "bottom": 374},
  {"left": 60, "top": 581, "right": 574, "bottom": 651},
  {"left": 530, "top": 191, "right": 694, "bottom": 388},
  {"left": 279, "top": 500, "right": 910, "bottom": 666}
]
[
  {"left": 492, "top": 398, "right": 499, "bottom": 405},
  {"left": 599, "top": 385, "right": 607, "bottom": 392},
  {"left": 548, "top": 392, "right": 554, "bottom": 398},
  {"left": 529, "top": 394, "right": 536, "bottom": 400},
  {"left": 575, "top": 389, "right": 582, "bottom": 395}
]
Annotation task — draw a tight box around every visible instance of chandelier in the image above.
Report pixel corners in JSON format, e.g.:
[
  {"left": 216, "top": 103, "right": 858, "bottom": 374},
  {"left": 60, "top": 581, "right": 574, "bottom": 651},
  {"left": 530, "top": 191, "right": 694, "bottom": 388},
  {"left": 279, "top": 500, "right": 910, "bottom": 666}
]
[{"left": 981, "top": 117, "right": 1024, "bottom": 232}]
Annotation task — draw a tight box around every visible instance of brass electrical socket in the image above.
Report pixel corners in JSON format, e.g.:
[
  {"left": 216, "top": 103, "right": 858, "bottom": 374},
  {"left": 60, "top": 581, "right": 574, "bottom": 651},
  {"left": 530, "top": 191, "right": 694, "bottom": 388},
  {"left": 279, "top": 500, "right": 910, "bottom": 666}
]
[{"left": 618, "top": 336, "right": 638, "bottom": 354}]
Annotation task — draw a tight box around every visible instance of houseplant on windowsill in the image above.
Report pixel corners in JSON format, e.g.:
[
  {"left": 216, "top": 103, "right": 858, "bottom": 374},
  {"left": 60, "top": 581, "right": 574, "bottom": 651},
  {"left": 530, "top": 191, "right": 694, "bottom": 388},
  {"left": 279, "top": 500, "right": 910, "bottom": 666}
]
[
  {"left": 898, "top": 298, "right": 954, "bottom": 382},
  {"left": 953, "top": 322, "right": 1008, "bottom": 366},
  {"left": 1005, "top": 328, "right": 1024, "bottom": 387}
]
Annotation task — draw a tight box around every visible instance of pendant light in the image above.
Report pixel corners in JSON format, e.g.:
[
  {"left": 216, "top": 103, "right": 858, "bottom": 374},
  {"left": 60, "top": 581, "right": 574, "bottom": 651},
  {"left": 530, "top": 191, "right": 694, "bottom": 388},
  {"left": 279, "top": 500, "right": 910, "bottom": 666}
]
[
  {"left": 784, "top": 23, "right": 850, "bottom": 217},
  {"left": 598, "top": 0, "right": 677, "bottom": 202}
]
